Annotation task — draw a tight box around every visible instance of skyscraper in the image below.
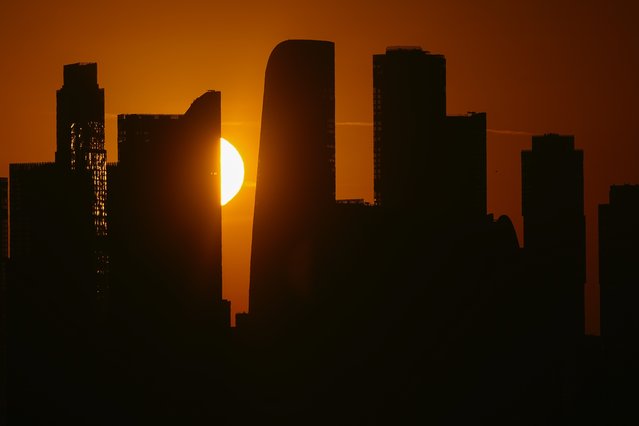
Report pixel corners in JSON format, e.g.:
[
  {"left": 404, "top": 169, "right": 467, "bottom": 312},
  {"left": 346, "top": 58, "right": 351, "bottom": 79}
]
[
  {"left": 373, "top": 47, "right": 488, "bottom": 228},
  {"left": 522, "top": 134, "right": 585, "bottom": 338},
  {"left": 4, "top": 63, "right": 108, "bottom": 423},
  {"left": 0, "top": 177, "right": 7, "bottom": 260},
  {"left": 249, "top": 40, "right": 335, "bottom": 327},
  {"left": 598, "top": 184, "right": 639, "bottom": 426},
  {"left": 0, "top": 177, "right": 6, "bottom": 424},
  {"left": 444, "top": 112, "right": 487, "bottom": 221},
  {"left": 110, "top": 91, "right": 227, "bottom": 331},
  {"left": 373, "top": 47, "right": 446, "bottom": 210},
  {"left": 56, "top": 63, "right": 107, "bottom": 240},
  {"left": 56, "top": 63, "right": 104, "bottom": 168},
  {"left": 56, "top": 63, "right": 108, "bottom": 300},
  {"left": 8, "top": 162, "right": 96, "bottom": 423},
  {"left": 599, "top": 184, "right": 639, "bottom": 342},
  {"left": 106, "top": 92, "right": 229, "bottom": 423}
]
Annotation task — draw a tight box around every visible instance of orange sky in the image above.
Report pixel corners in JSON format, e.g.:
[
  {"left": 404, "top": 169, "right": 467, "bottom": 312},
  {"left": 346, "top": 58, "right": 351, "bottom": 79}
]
[{"left": 2, "top": 1, "right": 639, "bottom": 334}]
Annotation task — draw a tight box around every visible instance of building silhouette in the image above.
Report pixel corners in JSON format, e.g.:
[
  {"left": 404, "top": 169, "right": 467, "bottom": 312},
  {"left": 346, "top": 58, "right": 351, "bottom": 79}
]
[
  {"left": 373, "top": 47, "right": 487, "bottom": 229},
  {"left": 249, "top": 40, "right": 335, "bottom": 330},
  {"left": 5, "top": 64, "right": 108, "bottom": 423},
  {"left": 444, "top": 112, "right": 487, "bottom": 221},
  {"left": 371, "top": 46, "right": 490, "bottom": 337},
  {"left": 106, "top": 92, "right": 230, "bottom": 423},
  {"left": 56, "top": 63, "right": 108, "bottom": 295},
  {"left": 373, "top": 47, "right": 446, "bottom": 210},
  {"left": 56, "top": 63, "right": 105, "bottom": 171},
  {"left": 109, "top": 92, "right": 228, "bottom": 333},
  {"left": 0, "top": 177, "right": 7, "bottom": 260},
  {"left": 0, "top": 176, "right": 6, "bottom": 424},
  {"left": 522, "top": 134, "right": 585, "bottom": 339},
  {"left": 599, "top": 184, "right": 639, "bottom": 344},
  {"left": 368, "top": 45, "right": 588, "bottom": 423},
  {"left": 598, "top": 184, "right": 639, "bottom": 426},
  {"left": 2, "top": 42, "right": 630, "bottom": 425},
  {"left": 7, "top": 162, "right": 96, "bottom": 423}
]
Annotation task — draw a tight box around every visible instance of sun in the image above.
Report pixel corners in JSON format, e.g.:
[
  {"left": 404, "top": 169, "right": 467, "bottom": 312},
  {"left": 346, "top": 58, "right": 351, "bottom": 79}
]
[{"left": 221, "top": 137, "right": 245, "bottom": 206}]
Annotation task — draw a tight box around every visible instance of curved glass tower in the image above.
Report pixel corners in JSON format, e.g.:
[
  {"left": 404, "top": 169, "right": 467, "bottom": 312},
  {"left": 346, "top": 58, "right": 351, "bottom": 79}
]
[{"left": 249, "top": 40, "right": 335, "bottom": 327}]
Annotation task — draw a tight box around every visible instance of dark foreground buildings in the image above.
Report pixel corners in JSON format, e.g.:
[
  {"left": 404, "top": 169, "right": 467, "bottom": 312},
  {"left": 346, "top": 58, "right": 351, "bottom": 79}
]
[
  {"left": 0, "top": 178, "right": 6, "bottom": 259},
  {"left": 239, "top": 42, "right": 569, "bottom": 424},
  {"left": 520, "top": 134, "right": 595, "bottom": 421},
  {"left": 1, "top": 42, "right": 631, "bottom": 425},
  {"left": 6, "top": 63, "right": 106, "bottom": 424},
  {"left": 236, "top": 42, "right": 611, "bottom": 424},
  {"left": 0, "top": 177, "right": 6, "bottom": 424},
  {"left": 4, "top": 65, "right": 231, "bottom": 424},
  {"left": 372, "top": 47, "right": 486, "bottom": 224},
  {"left": 599, "top": 185, "right": 639, "bottom": 420}
]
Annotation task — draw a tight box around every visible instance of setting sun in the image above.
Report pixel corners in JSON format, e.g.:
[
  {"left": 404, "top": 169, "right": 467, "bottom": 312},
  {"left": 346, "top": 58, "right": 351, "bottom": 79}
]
[{"left": 221, "top": 137, "right": 244, "bottom": 206}]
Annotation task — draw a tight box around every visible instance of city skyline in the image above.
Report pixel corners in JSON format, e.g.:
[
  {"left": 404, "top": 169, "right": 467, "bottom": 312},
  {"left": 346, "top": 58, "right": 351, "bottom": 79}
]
[
  {"left": 2, "top": 26, "right": 639, "bottom": 421},
  {"left": 3, "top": 1, "right": 639, "bottom": 334}
]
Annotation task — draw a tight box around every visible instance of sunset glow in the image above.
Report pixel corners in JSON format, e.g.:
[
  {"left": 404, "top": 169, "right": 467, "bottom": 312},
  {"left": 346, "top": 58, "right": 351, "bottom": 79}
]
[{"left": 221, "top": 137, "right": 244, "bottom": 206}]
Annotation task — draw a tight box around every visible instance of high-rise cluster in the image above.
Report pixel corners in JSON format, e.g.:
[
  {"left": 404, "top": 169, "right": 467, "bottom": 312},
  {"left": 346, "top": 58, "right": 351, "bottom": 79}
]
[
  {"left": 3, "top": 63, "right": 229, "bottom": 424},
  {"left": 2, "top": 41, "right": 638, "bottom": 424},
  {"left": 240, "top": 40, "right": 606, "bottom": 423}
]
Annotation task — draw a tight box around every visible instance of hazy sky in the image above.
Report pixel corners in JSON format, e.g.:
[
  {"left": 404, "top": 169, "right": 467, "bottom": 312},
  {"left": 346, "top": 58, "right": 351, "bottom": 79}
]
[{"left": 3, "top": 0, "right": 639, "bottom": 333}]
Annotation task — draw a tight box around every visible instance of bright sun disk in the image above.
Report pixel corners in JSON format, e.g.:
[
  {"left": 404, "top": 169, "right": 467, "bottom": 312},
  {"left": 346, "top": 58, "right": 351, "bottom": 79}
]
[{"left": 221, "top": 137, "right": 245, "bottom": 206}]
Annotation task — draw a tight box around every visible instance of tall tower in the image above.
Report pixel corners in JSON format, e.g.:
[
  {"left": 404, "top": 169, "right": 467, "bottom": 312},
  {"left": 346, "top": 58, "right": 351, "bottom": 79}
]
[
  {"left": 110, "top": 91, "right": 227, "bottom": 331},
  {"left": 373, "top": 47, "right": 446, "bottom": 210},
  {"left": 56, "top": 63, "right": 108, "bottom": 287},
  {"left": 599, "top": 185, "right": 639, "bottom": 342},
  {"left": 444, "top": 112, "right": 487, "bottom": 222},
  {"left": 5, "top": 64, "right": 106, "bottom": 423},
  {"left": 522, "top": 134, "right": 585, "bottom": 337},
  {"left": 0, "top": 177, "right": 6, "bottom": 425},
  {"left": 8, "top": 163, "right": 97, "bottom": 423},
  {"left": 249, "top": 40, "right": 335, "bottom": 326},
  {"left": 0, "top": 177, "right": 7, "bottom": 260},
  {"left": 56, "top": 63, "right": 105, "bottom": 170},
  {"left": 598, "top": 184, "right": 639, "bottom": 421}
]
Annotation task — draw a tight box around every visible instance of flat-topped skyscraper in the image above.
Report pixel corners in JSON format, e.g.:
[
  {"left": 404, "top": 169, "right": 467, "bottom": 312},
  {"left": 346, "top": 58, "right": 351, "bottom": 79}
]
[
  {"left": 0, "top": 177, "right": 6, "bottom": 260},
  {"left": 599, "top": 185, "right": 639, "bottom": 342},
  {"left": 56, "top": 63, "right": 108, "bottom": 286},
  {"left": 444, "top": 112, "right": 487, "bottom": 221},
  {"left": 56, "top": 63, "right": 105, "bottom": 170},
  {"left": 522, "top": 134, "right": 585, "bottom": 338},
  {"left": 373, "top": 47, "right": 446, "bottom": 209}
]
